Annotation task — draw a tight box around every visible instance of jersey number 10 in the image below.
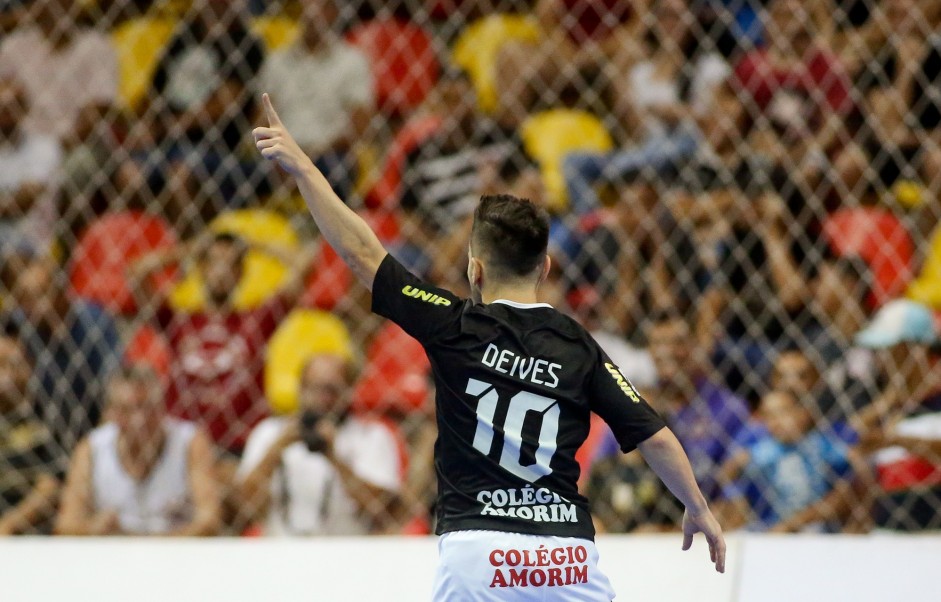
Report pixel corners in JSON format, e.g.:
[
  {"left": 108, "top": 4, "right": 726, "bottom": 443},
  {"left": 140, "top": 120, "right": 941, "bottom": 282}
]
[{"left": 465, "top": 378, "right": 560, "bottom": 482}]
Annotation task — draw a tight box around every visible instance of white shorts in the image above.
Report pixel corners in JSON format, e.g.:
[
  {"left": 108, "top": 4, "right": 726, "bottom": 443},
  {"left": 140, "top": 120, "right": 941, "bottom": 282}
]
[{"left": 431, "top": 530, "right": 616, "bottom": 601}]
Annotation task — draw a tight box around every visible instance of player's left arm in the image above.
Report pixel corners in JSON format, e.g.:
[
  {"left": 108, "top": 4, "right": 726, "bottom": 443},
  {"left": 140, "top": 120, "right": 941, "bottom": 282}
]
[
  {"left": 585, "top": 349, "right": 725, "bottom": 572},
  {"left": 637, "top": 428, "right": 727, "bottom": 573},
  {"left": 253, "top": 93, "right": 387, "bottom": 290}
]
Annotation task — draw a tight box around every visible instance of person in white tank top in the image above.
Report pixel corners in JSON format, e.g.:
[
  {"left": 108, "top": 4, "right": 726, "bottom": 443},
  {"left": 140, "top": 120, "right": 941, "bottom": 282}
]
[{"left": 56, "top": 365, "right": 221, "bottom": 536}]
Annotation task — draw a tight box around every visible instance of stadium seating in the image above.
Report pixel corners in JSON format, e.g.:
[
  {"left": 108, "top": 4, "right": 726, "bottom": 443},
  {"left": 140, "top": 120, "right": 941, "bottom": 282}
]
[
  {"left": 123, "top": 324, "right": 172, "bottom": 377},
  {"left": 69, "top": 211, "right": 178, "bottom": 314},
  {"left": 822, "top": 207, "right": 915, "bottom": 308},
  {"left": 907, "top": 225, "right": 941, "bottom": 309},
  {"left": 353, "top": 323, "right": 431, "bottom": 416},
  {"left": 250, "top": 15, "right": 299, "bottom": 51},
  {"left": 110, "top": 17, "right": 175, "bottom": 110},
  {"left": 301, "top": 239, "right": 352, "bottom": 311},
  {"left": 452, "top": 14, "right": 541, "bottom": 113},
  {"left": 365, "top": 114, "right": 443, "bottom": 209},
  {"left": 520, "top": 109, "right": 614, "bottom": 212},
  {"left": 346, "top": 18, "right": 439, "bottom": 117},
  {"left": 9, "top": 0, "right": 941, "bottom": 542}
]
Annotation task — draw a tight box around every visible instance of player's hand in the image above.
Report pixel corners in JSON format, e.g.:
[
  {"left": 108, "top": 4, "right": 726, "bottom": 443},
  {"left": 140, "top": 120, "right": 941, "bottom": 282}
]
[
  {"left": 253, "top": 93, "right": 313, "bottom": 178},
  {"left": 682, "top": 508, "right": 726, "bottom": 573}
]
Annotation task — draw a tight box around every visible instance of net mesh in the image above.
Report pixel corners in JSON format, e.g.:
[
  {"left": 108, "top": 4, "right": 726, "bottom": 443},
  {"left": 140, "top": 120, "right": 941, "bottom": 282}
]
[{"left": 0, "top": 0, "right": 940, "bottom": 536}]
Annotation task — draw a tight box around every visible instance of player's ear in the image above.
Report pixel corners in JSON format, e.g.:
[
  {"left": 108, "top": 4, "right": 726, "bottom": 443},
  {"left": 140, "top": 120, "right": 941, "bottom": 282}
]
[
  {"left": 467, "top": 256, "right": 482, "bottom": 288},
  {"left": 537, "top": 254, "right": 551, "bottom": 285}
]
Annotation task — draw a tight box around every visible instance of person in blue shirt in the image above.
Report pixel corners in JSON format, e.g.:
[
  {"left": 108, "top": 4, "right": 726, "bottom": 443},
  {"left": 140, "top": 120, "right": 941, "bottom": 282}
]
[{"left": 720, "top": 389, "right": 870, "bottom": 532}]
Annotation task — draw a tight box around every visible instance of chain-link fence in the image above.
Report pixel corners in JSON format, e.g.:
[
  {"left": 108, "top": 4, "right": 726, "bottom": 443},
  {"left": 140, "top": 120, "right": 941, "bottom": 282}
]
[{"left": 1, "top": 0, "right": 940, "bottom": 537}]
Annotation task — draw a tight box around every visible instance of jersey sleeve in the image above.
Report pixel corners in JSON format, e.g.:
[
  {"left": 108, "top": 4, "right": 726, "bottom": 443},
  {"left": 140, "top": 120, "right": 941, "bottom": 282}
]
[
  {"left": 371, "top": 253, "right": 465, "bottom": 345},
  {"left": 586, "top": 345, "right": 667, "bottom": 453}
]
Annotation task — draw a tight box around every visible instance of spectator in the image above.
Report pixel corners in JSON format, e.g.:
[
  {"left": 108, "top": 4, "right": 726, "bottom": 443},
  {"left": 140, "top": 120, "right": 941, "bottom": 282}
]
[
  {"left": 0, "top": 76, "right": 62, "bottom": 255},
  {"left": 128, "top": 232, "right": 316, "bottom": 456},
  {"left": 237, "top": 353, "right": 403, "bottom": 535},
  {"left": 400, "top": 69, "right": 517, "bottom": 242},
  {"left": 693, "top": 0, "right": 764, "bottom": 59},
  {"left": 771, "top": 348, "right": 867, "bottom": 430},
  {"left": 55, "top": 365, "right": 221, "bottom": 536},
  {"left": 494, "top": 0, "right": 637, "bottom": 127},
  {"left": 143, "top": 0, "right": 264, "bottom": 204},
  {"left": 834, "top": 0, "right": 941, "bottom": 205},
  {"left": 771, "top": 349, "right": 825, "bottom": 413},
  {"left": 0, "top": 251, "right": 120, "bottom": 450},
  {"left": 57, "top": 105, "right": 132, "bottom": 245},
  {"left": 853, "top": 300, "right": 941, "bottom": 531},
  {"left": 259, "top": 0, "right": 374, "bottom": 202},
  {"left": 572, "top": 174, "right": 709, "bottom": 335},
  {"left": 0, "top": 0, "right": 119, "bottom": 144},
  {"left": 637, "top": 310, "right": 750, "bottom": 498},
  {"left": 0, "top": 322, "right": 63, "bottom": 535},
  {"left": 697, "top": 187, "right": 808, "bottom": 400},
  {"left": 733, "top": 0, "right": 855, "bottom": 181},
  {"left": 807, "top": 253, "right": 879, "bottom": 414},
  {"left": 719, "top": 389, "right": 869, "bottom": 532},
  {"left": 564, "top": 0, "right": 731, "bottom": 215}
]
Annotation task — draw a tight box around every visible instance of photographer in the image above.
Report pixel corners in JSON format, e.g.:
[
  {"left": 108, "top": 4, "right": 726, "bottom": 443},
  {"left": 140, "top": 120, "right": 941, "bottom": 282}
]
[{"left": 236, "top": 353, "right": 404, "bottom": 535}]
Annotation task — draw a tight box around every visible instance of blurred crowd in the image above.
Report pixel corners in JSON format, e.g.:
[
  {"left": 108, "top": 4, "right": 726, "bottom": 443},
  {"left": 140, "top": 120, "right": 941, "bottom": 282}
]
[{"left": 1, "top": 0, "right": 941, "bottom": 537}]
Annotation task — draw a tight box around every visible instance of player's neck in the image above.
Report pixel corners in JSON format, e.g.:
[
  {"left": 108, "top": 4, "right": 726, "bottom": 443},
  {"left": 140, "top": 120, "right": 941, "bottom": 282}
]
[{"left": 481, "top": 284, "right": 541, "bottom": 305}]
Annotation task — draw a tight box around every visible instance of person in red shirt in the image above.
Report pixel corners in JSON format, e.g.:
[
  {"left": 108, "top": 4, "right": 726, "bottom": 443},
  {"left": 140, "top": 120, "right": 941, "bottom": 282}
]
[{"left": 129, "top": 231, "right": 317, "bottom": 456}]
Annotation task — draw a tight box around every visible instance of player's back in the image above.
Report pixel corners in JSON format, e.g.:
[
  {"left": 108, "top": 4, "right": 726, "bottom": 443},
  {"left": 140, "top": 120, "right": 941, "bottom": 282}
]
[{"left": 371, "top": 255, "right": 665, "bottom": 540}]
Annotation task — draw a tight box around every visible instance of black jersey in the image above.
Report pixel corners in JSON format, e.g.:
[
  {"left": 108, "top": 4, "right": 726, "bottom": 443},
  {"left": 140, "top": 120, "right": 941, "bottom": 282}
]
[{"left": 372, "top": 255, "right": 667, "bottom": 540}]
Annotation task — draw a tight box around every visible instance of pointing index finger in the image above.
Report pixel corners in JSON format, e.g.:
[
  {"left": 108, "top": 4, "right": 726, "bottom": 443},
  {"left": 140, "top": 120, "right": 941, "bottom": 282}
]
[{"left": 262, "top": 93, "right": 282, "bottom": 127}]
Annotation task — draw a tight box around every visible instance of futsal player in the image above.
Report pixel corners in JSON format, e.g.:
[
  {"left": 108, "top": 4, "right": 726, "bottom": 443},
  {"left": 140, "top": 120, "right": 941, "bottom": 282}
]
[{"left": 254, "top": 93, "right": 725, "bottom": 600}]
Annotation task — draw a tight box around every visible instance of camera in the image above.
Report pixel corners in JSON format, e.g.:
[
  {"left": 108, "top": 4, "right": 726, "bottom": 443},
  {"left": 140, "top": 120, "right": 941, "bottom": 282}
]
[{"left": 299, "top": 409, "right": 327, "bottom": 453}]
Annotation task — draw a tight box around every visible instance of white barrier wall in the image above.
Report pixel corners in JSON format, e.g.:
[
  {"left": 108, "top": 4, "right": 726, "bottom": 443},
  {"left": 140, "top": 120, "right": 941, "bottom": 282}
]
[{"left": 0, "top": 534, "right": 937, "bottom": 602}]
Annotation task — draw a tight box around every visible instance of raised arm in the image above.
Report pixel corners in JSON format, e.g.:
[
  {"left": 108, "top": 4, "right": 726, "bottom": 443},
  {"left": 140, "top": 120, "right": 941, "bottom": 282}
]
[
  {"left": 253, "top": 93, "right": 387, "bottom": 290},
  {"left": 637, "top": 427, "right": 727, "bottom": 573}
]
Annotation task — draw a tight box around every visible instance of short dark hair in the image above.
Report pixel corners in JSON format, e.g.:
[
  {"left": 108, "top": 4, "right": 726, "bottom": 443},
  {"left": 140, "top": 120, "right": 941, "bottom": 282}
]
[{"left": 471, "top": 194, "right": 549, "bottom": 279}]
